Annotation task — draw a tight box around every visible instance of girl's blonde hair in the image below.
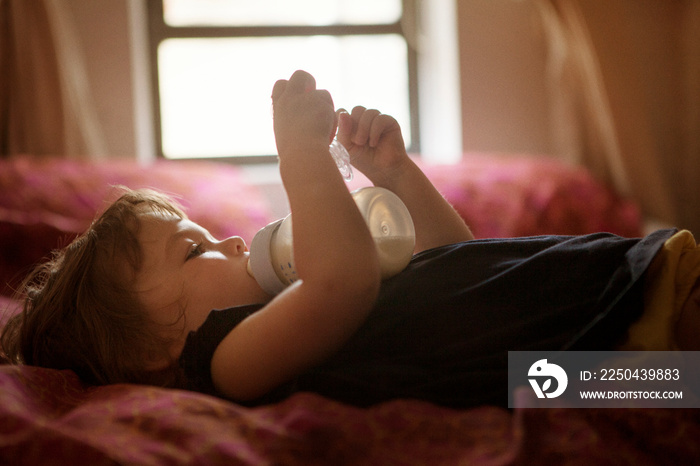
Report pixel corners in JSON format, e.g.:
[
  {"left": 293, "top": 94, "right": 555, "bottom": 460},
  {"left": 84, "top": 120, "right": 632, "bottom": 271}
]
[{"left": 1, "top": 188, "right": 186, "bottom": 386}]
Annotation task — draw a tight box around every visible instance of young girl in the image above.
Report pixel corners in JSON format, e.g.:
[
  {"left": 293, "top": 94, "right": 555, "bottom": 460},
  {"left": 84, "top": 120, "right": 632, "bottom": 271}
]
[{"left": 2, "top": 70, "right": 699, "bottom": 408}]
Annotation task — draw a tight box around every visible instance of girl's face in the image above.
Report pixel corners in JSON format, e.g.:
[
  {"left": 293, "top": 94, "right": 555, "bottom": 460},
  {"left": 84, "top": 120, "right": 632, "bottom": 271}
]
[{"left": 134, "top": 212, "right": 273, "bottom": 353}]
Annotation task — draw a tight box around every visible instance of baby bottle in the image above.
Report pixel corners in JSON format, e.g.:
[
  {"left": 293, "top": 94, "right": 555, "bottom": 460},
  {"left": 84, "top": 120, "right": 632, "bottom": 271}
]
[{"left": 247, "top": 186, "right": 416, "bottom": 295}]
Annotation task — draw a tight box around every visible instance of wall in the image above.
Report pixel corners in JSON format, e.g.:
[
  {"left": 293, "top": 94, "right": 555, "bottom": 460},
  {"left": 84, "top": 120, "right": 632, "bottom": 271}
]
[{"left": 457, "top": 0, "right": 551, "bottom": 156}]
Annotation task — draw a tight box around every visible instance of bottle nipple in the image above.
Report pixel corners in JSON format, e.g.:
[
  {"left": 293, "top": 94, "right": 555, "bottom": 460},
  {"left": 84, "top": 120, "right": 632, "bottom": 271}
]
[{"left": 330, "top": 139, "right": 353, "bottom": 181}]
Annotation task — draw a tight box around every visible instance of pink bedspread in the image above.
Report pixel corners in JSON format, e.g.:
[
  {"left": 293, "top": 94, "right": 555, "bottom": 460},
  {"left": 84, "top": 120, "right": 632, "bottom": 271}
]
[{"left": 2, "top": 361, "right": 699, "bottom": 465}]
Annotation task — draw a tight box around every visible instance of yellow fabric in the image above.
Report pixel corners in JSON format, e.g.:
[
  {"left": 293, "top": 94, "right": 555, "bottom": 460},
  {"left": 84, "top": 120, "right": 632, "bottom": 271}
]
[{"left": 620, "top": 230, "right": 700, "bottom": 350}]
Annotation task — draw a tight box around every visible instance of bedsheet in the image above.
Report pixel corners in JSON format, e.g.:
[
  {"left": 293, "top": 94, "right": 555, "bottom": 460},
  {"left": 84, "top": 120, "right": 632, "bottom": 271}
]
[{"left": 1, "top": 360, "right": 699, "bottom": 465}]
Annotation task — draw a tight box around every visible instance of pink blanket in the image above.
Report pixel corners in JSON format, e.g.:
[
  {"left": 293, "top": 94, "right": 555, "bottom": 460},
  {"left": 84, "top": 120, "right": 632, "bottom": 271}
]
[{"left": 2, "top": 360, "right": 699, "bottom": 465}]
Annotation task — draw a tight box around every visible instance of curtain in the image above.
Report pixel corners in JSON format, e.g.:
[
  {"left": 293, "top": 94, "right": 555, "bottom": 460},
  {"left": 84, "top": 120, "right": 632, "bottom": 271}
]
[
  {"left": 0, "top": 0, "right": 105, "bottom": 158},
  {"left": 536, "top": 0, "right": 700, "bottom": 232}
]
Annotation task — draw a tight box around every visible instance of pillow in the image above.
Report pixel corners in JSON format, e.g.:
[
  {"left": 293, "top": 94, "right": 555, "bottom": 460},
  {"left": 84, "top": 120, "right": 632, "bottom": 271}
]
[
  {"left": 421, "top": 154, "right": 642, "bottom": 238},
  {"left": 0, "top": 156, "right": 273, "bottom": 296},
  {"left": 0, "top": 153, "right": 643, "bottom": 296},
  {"left": 349, "top": 153, "right": 642, "bottom": 239}
]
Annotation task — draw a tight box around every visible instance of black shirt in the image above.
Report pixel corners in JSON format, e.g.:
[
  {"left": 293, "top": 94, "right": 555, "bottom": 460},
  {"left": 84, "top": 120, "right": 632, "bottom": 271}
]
[{"left": 179, "top": 230, "right": 675, "bottom": 408}]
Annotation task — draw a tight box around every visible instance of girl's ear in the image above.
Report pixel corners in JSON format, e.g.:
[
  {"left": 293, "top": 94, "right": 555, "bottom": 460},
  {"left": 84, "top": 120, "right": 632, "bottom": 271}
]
[
  {"left": 141, "top": 337, "right": 181, "bottom": 372},
  {"left": 135, "top": 352, "right": 181, "bottom": 386},
  {"left": 143, "top": 354, "right": 172, "bottom": 371}
]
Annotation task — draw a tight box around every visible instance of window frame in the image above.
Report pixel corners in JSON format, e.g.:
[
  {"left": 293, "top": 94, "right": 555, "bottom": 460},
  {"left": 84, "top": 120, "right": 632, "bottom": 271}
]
[{"left": 146, "top": 0, "right": 420, "bottom": 163}]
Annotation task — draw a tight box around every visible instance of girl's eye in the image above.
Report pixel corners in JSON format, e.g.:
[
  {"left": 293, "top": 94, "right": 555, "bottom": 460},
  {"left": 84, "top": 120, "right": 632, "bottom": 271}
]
[{"left": 186, "top": 243, "right": 204, "bottom": 260}]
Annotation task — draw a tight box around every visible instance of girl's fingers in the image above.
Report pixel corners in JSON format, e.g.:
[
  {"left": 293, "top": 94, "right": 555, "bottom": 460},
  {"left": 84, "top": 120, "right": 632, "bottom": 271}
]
[
  {"left": 271, "top": 79, "right": 288, "bottom": 102},
  {"left": 352, "top": 108, "right": 381, "bottom": 146},
  {"left": 316, "top": 89, "right": 334, "bottom": 109},
  {"left": 368, "top": 114, "right": 397, "bottom": 147},
  {"left": 273, "top": 70, "right": 316, "bottom": 104},
  {"left": 287, "top": 70, "right": 316, "bottom": 94},
  {"left": 348, "top": 106, "right": 365, "bottom": 143},
  {"left": 336, "top": 109, "right": 353, "bottom": 145},
  {"left": 273, "top": 71, "right": 336, "bottom": 141}
]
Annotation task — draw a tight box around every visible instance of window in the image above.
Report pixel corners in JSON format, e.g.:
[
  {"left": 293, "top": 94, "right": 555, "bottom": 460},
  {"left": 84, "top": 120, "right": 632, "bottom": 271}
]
[{"left": 147, "top": 0, "right": 418, "bottom": 162}]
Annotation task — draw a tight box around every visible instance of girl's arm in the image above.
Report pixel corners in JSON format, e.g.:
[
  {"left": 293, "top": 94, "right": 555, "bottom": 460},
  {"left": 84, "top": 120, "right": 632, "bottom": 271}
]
[
  {"left": 337, "top": 107, "right": 474, "bottom": 253},
  {"left": 210, "top": 71, "right": 381, "bottom": 401}
]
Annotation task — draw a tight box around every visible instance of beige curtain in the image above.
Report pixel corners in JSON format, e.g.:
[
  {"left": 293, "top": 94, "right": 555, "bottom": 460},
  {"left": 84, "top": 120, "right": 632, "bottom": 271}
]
[
  {"left": 536, "top": 0, "right": 700, "bottom": 233},
  {"left": 0, "top": 0, "right": 105, "bottom": 158}
]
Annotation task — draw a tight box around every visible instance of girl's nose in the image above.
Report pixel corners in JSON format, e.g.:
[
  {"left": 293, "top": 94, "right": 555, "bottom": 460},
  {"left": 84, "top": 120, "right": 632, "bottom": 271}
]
[{"left": 221, "top": 236, "right": 247, "bottom": 255}]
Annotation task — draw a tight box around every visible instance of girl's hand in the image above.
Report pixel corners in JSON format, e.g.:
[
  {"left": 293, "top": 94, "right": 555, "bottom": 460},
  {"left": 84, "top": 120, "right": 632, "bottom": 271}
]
[
  {"left": 338, "top": 105, "right": 474, "bottom": 251},
  {"left": 271, "top": 70, "right": 338, "bottom": 156},
  {"left": 336, "top": 106, "right": 408, "bottom": 186}
]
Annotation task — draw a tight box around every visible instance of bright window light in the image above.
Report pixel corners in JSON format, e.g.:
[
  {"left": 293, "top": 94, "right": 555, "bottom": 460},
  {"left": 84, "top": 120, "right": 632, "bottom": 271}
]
[
  {"left": 158, "top": 35, "right": 410, "bottom": 159},
  {"left": 163, "top": 0, "right": 402, "bottom": 26}
]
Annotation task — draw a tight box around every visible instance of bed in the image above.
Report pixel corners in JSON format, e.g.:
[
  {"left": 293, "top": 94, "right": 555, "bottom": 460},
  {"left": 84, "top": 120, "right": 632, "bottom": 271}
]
[{"left": 2, "top": 153, "right": 698, "bottom": 465}]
